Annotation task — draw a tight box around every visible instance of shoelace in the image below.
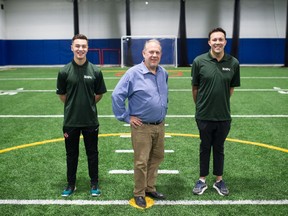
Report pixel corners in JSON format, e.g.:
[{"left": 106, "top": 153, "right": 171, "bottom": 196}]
[{"left": 197, "top": 180, "right": 205, "bottom": 188}]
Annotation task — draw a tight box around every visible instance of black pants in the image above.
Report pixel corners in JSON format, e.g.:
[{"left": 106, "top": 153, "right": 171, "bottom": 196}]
[
  {"left": 63, "top": 126, "right": 99, "bottom": 186},
  {"left": 196, "top": 120, "right": 231, "bottom": 177}
]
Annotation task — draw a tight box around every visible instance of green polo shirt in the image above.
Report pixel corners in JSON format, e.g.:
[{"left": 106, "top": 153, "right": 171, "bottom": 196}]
[
  {"left": 191, "top": 51, "right": 240, "bottom": 121},
  {"left": 56, "top": 60, "right": 107, "bottom": 127}
]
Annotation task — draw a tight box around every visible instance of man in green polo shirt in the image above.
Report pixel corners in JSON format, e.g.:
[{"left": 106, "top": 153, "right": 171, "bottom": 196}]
[
  {"left": 191, "top": 27, "right": 240, "bottom": 196},
  {"left": 56, "top": 34, "right": 107, "bottom": 197}
]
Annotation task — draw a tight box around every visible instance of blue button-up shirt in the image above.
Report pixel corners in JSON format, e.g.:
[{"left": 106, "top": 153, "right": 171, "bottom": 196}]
[{"left": 112, "top": 61, "right": 168, "bottom": 124}]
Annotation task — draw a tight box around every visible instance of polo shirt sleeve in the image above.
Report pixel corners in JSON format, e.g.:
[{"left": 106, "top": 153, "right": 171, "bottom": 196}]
[
  {"left": 231, "top": 61, "right": 241, "bottom": 87},
  {"left": 94, "top": 71, "right": 107, "bottom": 95},
  {"left": 191, "top": 59, "right": 200, "bottom": 86},
  {"left": 56, "top": 70, "right": 67, "bottom": 95}
]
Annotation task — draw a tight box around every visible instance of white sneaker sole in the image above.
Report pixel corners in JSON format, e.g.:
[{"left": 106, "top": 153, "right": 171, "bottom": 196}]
[
  {"left": 213, "top": 184, "right": 228, "bottom": 196},
  {"left": 193, "top": 185, "right": 208, "bottom": 195},
  {"left": 91, "top": 193, "right": 101, "bottom": 197},
  {"left": 61, "top": 187, "right": 76, "bottom": 197}
]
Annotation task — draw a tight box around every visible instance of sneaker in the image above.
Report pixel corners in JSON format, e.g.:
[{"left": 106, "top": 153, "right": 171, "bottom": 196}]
[
  {"left": 61, "top": 185, "right": 76, "bottom": 197},
  {"left": 192, "top": 180, "right": 208, "bottom": 195},
  {"left": 90, "top": 184, "right": 101, "bottom": 197},
  {"left": 213, "top": 180, "right": 229, "bottom": 196}
]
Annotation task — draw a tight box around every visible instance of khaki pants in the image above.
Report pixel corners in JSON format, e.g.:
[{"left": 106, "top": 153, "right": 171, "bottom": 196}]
[{"left": 131, "top": 122, "right": 165, "bottom": 197}]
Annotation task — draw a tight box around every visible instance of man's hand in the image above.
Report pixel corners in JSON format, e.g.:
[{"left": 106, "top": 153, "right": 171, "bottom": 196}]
[{"left": 130, "top": 116, "right": 143, "bottom": 128}]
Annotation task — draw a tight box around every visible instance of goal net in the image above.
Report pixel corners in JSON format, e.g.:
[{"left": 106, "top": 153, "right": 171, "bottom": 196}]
[{"left": 121, "top": 35, "right": 177, "bottom": 68}]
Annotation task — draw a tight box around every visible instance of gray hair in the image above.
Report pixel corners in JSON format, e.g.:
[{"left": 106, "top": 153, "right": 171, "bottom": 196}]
[{"left": 143, "top": 39, "right": 162, "bottom": 51}]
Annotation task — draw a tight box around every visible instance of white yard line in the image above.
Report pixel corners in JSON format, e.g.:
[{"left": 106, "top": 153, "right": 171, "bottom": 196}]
[
  {"left": 0, "top": 77, "right": 288, "bottom": 81},
  {"left": 0, "top": 88, "right": 288, "bottom": 96},
  {"left": 0, "top": 199, "right": 287, "bottom": 206},
  {"left": 1, "top": 89, "right": 288, "bottom": 93},
  {"left": 0, "top": 115, "right": 288, "bottom": 118}
]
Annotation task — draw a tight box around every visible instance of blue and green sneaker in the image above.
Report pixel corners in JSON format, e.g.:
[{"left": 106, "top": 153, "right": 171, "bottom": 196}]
[
  {"left": 90, "top": 184, "right": 101, "bottom": 197},
  {"left": 61, "top": 185, "right": 76, "bottom": 197}
]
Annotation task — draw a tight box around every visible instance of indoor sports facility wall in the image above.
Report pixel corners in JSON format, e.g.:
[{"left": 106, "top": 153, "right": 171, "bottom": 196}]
[{"left": 0, "top": 0, "right": 286, "bottom": 66}]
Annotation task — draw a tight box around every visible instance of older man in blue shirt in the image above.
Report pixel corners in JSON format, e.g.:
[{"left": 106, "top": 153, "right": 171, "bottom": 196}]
[{"left": 112, "top": 39, "right": 168, "bottom": 208}]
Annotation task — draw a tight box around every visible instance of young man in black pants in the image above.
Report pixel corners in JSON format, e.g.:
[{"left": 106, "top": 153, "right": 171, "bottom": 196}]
[
  {"left": 56, "top": 34, "right": 107, "bottom": 197},
  {"left": 191, "top": 27, "right": 240, "bottom": 196}
]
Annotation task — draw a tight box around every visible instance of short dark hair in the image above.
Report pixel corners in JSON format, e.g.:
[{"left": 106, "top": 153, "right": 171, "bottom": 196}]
[
  {"left": 72, "top": 34, "right": 88, "bottom": 42},
  {"left": 208, "top": 27, "right": 226, "bottom": 40}
]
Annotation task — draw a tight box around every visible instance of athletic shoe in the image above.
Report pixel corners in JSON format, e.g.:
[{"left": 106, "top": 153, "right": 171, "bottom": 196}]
[
  {"left": 90, "top": 184, "right": 101, "bottom": 197},
  {"left": 213, "top": 180, "right": 229, "bottom": 196},
  {"left": 61, "top": 185, "right": 76, "bottom": 197},
  {"left": 192, "top": 180, "right": 208, "bottom": 195}
]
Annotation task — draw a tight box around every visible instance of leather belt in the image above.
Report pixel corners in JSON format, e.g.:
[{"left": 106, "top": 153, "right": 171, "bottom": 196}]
[{"left": 142, "top": 121, "right": 162, "bottom": 125}]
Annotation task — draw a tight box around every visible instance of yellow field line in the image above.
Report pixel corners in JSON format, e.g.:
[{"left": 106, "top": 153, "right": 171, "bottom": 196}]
[
  {"left": 0, "top": 138, "right": 64, "bottom": 154},
  {"left": 226, "top": 137, "right": 288, "bottom": 153},
  {"left": 0, "top": 133, "right": 287, "bottom": 154},
  {"left": 166, "top": 133, "right": 288, "bottom": 153}
]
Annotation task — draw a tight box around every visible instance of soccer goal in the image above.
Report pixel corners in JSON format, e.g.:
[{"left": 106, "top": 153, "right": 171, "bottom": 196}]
[{"left": 121, "top": 35, "right": 178, "bottom": 68}]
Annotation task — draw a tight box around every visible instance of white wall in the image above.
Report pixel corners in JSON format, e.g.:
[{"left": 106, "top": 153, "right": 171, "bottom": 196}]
[
  {"left": 186, "top": 0, "right": 234, "bottom": 38},
  {"left": 79, "top": 0, "right": 126, "bottom": 39},
  {"left": 0, "top": 0, "right": 5, "bottom": 38},
  {"left": 186, "top": 0, "right": 287, "bottom": 38},
  {"left": 5, "top": 0, "right": 73, "bottom": 39},
  {"left": 240, "top": 0, "right": 286, "bottom": 38},
  {"left": 129, "top": 0, "right": 180, "bottom": 37},
  {"left": 1, "top": 0, "right": 287, "bottom": 39}
]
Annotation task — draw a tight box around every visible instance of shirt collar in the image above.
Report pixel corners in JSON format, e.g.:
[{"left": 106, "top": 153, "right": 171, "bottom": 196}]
[
  {"left": 208, "top": 50, "right": 229, "bottom": 62},
  {"left": 140, "top": 61, "right": 159, "bottom": 74},
  {"left": 72, "top": 59, "right": 88, "bottom": 67}
]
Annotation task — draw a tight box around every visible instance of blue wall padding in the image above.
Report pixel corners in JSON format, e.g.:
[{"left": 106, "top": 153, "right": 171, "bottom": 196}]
[{"left": 0, "top": 38, "right": 285, "bottom": 66}]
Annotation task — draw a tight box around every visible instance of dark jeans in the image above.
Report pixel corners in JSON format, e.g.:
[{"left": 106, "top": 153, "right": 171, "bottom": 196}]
[
  {"left": 196, "top": 120, "right": 231, "bottom": 177},
  {"left": 63, "top": 126, "right": 99, "bottom": 186}
]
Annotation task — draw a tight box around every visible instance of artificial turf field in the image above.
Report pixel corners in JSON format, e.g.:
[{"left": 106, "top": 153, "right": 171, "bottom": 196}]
[{"left": 0, "top": 66, "right": 287, "bottom": 215}]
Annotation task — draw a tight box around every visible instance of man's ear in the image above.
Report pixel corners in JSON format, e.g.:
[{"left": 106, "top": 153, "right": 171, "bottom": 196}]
[{"left": 208, "top": 40, "right": 211, "bottom": 47}]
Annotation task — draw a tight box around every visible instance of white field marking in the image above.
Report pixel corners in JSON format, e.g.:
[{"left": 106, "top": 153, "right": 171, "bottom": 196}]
[
  {"left": 0, "top": 91, "right": 18, "bottom": 95},
  {"left": 0, "top": 199, "right": 128, "bottom": 205},
  {"left": 168, "top": 89, "right": 288, "bottom": 92},
  {"left": 166, "top": 115, "right": 288, "bottom": 118},
  {"left": 1, "top": 115, "right": 288, "bottom": 118},
  {"left": 0, "top": 88, "right": 24, "bottom": 95},
  {"left": 155, "top": 200, "right": 288, "bottom": 205},
  {"left": 109, "top": 170, "right": 179, "bottom": 174},
  {"left": 240, "top": 77, "right": 288, "bottom": 79},
  {"left": 115, "top": 150, "right": 174, "bottom": 153},
  {"left": 123, "top": 123, "right": 169, "bottom": 127},
  {"left": 1, "top": 89, "right": 288, "bottom": 93},
  {"left": 273, "top": 87, "right": 288, "bottom": 94},
  {"left": 0, "top": 78, "right": 57, "bottom": 80},
  {"left": 0, "top": 199, "right": 287, "bottom": 205},
  {"left": 0, "top": 115, "right": 64, "bottom": 118},
  {"left": 120, "top": 134, "right": 172, "bottom": 138},
  {"left": 278, "top": 91, "right": 288, "bottom": 94},
  {"left": 166, "top": 76, "right": 288, "bottom": 79},
  {"left": 230, "top": 115, "right": 288, "bottom": 118},
  {"left": 1, "top": 76, "right": 288, "bottom": 81}
]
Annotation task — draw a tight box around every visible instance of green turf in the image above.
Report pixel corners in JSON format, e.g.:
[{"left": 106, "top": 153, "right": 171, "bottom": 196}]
[{"left": 0, "top": 66, "right": 287, "bottom": 215}]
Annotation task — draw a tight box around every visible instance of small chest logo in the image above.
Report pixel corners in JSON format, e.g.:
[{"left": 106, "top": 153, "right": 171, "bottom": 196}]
[
  {"left": 222, "top": 67, "right": 231, "bottom": 71},
  {"left": 84, "top": 75, "right": 93, "bottom": 79}
]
